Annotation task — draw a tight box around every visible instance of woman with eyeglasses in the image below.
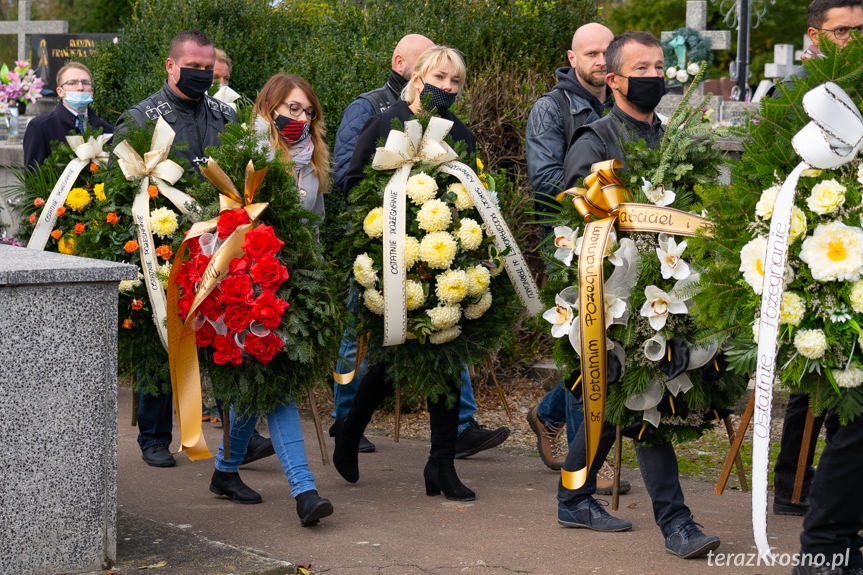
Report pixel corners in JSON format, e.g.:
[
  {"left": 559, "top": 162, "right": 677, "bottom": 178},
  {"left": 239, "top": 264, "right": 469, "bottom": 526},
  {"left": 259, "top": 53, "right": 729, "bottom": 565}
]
[
  {"left": 334, "top": 45, "right": 478, "bottom": 502},
  {"left": 207, "top": 73, "right": 334, "bottom": 528}
]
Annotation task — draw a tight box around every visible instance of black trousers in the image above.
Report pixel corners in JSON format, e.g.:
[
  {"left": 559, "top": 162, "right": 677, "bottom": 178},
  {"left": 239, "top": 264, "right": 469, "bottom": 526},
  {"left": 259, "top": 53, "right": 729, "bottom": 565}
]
[
  {"left": 774, "top": 393, "right": 824, "bottom": 499},
  {"left": 800, "top": 411, "right": 863, "bottom": 569}
]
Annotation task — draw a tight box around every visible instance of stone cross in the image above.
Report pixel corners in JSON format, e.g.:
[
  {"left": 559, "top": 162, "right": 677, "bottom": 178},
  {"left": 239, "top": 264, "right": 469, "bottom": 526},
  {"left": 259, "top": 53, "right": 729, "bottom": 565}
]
[
  {"left": 661, "top": 1, "right": 732, "bottom": 51},
  {"left": 0, "top": 0, "right": 67, "bottom": 62},
  {"left": 764, "top": 44, "right": 796, "bottom": 79}
]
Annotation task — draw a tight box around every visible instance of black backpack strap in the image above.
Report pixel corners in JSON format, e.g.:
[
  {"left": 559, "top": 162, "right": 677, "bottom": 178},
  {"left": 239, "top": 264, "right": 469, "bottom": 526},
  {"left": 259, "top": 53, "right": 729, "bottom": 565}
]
[
  {"left": 359, "top": 87, "right": 396, "bottom": 115},
  {"left": 548, "top": 88, "right": 575, "bottom": 150}
]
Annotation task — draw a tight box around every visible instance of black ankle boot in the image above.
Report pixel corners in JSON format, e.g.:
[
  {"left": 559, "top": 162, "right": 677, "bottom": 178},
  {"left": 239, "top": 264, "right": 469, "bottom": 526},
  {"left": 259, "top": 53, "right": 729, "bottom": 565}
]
[
  {"left": 295, "top": 489, "right": 334, "bottom": 526},
  {"left": 333, "top": 364, "right": 392, "bottom": 483},
  {"left": 209, "top": 469, "right": 262, "bottom": 504},
  {"left": 424, "top": 458, "right": 476, "bottom": 501}
]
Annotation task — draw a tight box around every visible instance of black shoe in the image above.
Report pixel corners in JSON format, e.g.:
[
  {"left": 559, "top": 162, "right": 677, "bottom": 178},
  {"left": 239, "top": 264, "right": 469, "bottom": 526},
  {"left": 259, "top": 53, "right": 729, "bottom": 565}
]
[
  {"left": 664, "top": 516, "right": 720, "bottom": 559},
  {"left": 295, "top": 489, "right": 334, "bottom": 526},
  {"left": 141, "top": 445, "right": 176, "bottom": 467},
  {"left": 331, "top": 416, "right": 361, "bottom": 483},
  {"left": 774, "top": 494, "right": 809, "bottom": 516},
  {"left": 329, "top": 423, "right": 376, "bottom": 453},
  {"left": 424, "top": 458, "right": 476, "bottom": 501},
  {"left": 558, "top": 497, "right": 632, "bottom": 532},
  {"left": 209, "top": 470, "right": 262, "bottom": 504},
  {"left": 240, "top": 434, "right": 276, "bottom": 465},
  {"left": 454, "top": 420, "right": 510, "bottom": 459}
]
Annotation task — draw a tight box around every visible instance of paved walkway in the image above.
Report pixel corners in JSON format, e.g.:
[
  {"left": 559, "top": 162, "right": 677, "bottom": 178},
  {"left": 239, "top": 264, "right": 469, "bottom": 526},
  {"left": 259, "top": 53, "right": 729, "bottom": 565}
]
[{"left": 116, "top": 390, "right": 804, "bottom": 575}]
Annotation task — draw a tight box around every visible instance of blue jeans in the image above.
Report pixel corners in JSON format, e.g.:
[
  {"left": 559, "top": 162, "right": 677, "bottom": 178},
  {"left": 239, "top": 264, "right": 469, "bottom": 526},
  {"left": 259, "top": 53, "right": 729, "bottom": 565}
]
[
  {"left": 536, "top": 384, "right": 584, "bottom": 445},
  {"left": 215, "top": 403, "right": 316, "bottom": 498},
  {"left": 137, "top": 382, "right": 173, "bottom": 450},
  {"left": 558, "top": 420, "right": 690, "bottom": 536},
  {"left": 333, "top": 288, "right": 476, "bottom": 433}
]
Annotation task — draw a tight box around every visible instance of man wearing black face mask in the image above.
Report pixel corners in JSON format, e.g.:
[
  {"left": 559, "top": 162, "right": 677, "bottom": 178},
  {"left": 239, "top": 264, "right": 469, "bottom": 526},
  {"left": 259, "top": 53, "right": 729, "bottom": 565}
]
[
  {"left": 115, "top": 29, "right": 236, "bottom": 178},
  {"left": 556, "top": 31, "right": 721, "bottom": 560},
  {"left": 115, "top": 29, "right": 238, "bottom": 469}
]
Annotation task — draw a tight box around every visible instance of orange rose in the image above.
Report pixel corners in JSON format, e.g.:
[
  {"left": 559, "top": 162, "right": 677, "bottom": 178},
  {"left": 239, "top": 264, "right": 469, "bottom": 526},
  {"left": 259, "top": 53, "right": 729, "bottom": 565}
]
[
  {"left": 50, "top": 229, "right": 62, "bottom": 240},
  {"left": 89, "top": 162, "right": 99, "bottom": 172},
  {"left": 124, "top": 240, "right": 139, "bottom": 253},
  {"left": 156, "top": 245, "right": 173, "bottom": 260},
  {"left": 121, "top": 318, "right": 135, "bottom": 330},
  {"left": 29, "top": 212, "right": 36, "bottom": 225},
  {"left": 131, "top": 299, "right": 144, "bottom": 311},
  {"left": 56, "top": 206, "right": 66, "bottom": 217},
  {"left": 34, "top": 197, "right": 45, "bottom": 207},
  {"left": 106, "top": 212, "right": 119, "bottom": 225},
  {"left": 74, "top": 222, "right": 86, "bottom": 234},
  {"left": 147, "top": 185, "right": 158, "bottom": 198}
]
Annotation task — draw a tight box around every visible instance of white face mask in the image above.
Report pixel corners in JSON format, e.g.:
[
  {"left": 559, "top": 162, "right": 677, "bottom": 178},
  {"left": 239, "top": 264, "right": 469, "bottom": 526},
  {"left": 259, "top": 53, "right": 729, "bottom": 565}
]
[{"left": 64, "top": 91, "right": 94, "bottom": 111}]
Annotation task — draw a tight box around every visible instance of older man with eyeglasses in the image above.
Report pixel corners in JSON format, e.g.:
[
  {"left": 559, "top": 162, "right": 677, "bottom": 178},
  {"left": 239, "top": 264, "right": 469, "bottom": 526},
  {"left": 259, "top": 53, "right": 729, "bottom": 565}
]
[{"left": 23, "top": 62, "right": 113, "bottom": 168}]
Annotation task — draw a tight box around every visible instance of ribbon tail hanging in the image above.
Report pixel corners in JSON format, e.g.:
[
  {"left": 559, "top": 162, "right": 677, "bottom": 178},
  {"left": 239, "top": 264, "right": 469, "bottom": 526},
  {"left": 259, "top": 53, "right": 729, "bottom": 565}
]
[
  {"left": 26, "top": 158, "right": 90, "bottom": 250},
  {"left": 382, "top": 165, "right": 410, "bottom": 347},
  {"left": 131, "top": 180, "right": 170, "bottom": 351}
]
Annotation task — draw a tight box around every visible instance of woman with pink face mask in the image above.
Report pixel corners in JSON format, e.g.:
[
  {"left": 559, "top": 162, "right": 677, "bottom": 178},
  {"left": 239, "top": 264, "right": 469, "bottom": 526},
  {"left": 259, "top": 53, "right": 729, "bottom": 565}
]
[{"left": 207, "top": 73, "right": 333, "bottom": 528}]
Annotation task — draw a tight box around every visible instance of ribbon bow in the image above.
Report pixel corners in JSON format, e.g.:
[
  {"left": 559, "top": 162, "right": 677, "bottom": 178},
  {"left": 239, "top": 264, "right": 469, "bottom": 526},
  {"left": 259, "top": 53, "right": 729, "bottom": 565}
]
[
  {"left": 559, "top": 159, "right": 631, "bottom": 221},
  {"left": 372, "top": 116, "right": 459, "bottom": 171},
  {"left": 166, "top": 159, "right": 269, "bottom": 462},
  {"left": 26, "top": 133, "right": 114, "bottom": 251},
  {"left": 750, "top": 81, "right": 863, "bottom": 561}
]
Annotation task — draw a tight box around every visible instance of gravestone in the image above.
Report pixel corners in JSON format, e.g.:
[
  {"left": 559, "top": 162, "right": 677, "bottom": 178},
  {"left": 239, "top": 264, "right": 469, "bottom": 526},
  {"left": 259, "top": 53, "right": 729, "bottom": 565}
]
[
  {"left": 719, "top": 100, "right": 759, "bottom": 125},
  {"left": 0, "top": 0, "right": 66, "bottom": 62},
  {"left": 0, "top": 245, "right": 136, "bottom": 575},
  {"left": 31, "top": 33, "right": 117, "bottom": 91},
  {"left": 764, "top": 44, "right": 796, "bottom": 80}
]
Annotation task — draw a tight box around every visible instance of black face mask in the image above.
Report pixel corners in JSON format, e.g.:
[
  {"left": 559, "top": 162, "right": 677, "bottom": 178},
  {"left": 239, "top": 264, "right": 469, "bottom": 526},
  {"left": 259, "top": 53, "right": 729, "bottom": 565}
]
[
  {"left": 419, "top": 82, "right": 457, "bottom": 112},
  {"left": 274, "top": 114, "right": 310, "bottom": 143},
  {"left": 621, "top": 75, "right": 666, "bottom": 113},
  {"left": 174, "top": 67, "right": 214, "bottom": 100}
]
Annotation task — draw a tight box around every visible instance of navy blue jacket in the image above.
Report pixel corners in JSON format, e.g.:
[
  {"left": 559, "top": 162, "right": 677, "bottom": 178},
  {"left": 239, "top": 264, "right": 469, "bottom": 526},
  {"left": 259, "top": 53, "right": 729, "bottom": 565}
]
[{"left": 23, "top": 102, "right": 113, "bottom": 168}]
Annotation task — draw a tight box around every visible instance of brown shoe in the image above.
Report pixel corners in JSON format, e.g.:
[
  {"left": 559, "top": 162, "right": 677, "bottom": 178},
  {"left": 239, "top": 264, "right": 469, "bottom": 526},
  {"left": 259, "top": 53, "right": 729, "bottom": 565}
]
[
  {"left": 527, "top": 405, "right": 565, "bottom": 470},
  {"left": 596, "top": 461, "right": 631, "bottom": 495}
]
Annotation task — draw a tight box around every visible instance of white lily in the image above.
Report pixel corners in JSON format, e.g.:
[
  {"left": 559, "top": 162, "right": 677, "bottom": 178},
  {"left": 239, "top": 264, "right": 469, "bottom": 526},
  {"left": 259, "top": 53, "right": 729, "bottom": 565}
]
[
  {"left": 576, "top": 229, "right": 623, "bottom": 266},
  {"left": 656, "top": 233, "right": 691, "bottom": 280},
  {"left": 552, "top": 225, "right": 579, "bottom": 266},
  {"left": 640, "top": 285, "right": 688, "bottom": 330},
  {"left": 568, "top": 293, "right": 627, "bottom": 352},
  {"left": 641, "top": 177, "right": 676, "bottom": 207},
  {"left": 542, "top": 286, "right": 579, "bottom": 338}
]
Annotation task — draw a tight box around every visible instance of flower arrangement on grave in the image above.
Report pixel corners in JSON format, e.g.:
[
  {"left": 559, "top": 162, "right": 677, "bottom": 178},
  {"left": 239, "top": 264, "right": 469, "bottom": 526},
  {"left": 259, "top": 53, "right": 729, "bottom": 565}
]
[
  {"left": 168, "top": 122, "right": 342, "bottom": 423},
  {"left": 691, "top": 38, "right": 863, "bottom": 423},
  {"left": 540, "top": 67, "right": 747, "bottom": 449},
  {"left": 336, "top": 113, "right": 541, "bottom": 403},
  {"left": 662, "top": 27, "right": 713, "bottom": 86},
  {"left": 15, "top": 118, "right": 203, "bottom": 394},
  {"left": 0, "top": 60, "right": 44, "bottom": 114}
]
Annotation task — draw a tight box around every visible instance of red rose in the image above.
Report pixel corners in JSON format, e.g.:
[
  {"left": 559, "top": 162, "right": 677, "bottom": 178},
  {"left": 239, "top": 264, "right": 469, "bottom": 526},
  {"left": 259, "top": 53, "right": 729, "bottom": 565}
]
[
  {"left": 217, "top": 208, "right": 250, "bottom": 240},
  {"left": 175, "top": 260, "right": 195, "bottom": 292},
  {"left": 229, "top": 254, "right": 251, "bottom": 275},
  {"left": 195, "top": 320, "right": 216, "bottom": 347},
  {"left": 243, "top": 224, "right": 284, "bottom": 258},
  {"left": 250, "top": 254, "right": 290, "bottom": 292},
  {"left": 244, "top": 332, "right": 283, "bottom": 364},
  {"left": 251, "top": 292, "right": 289, "bottom": 330},
  {"left": 213, "top": 334, "right": 243, "bottom": 365},
  {"left": 198, "top": 290, "right": 223, "bottom": 320},
  {"left": 224, "top": 302, "right": 252, "bottom": 333},
  {"left": 220, "top": 273, "right": 254, "bottom": 305},
  {"left": 187, "top": 254, "right": 212, "bottom": 284},
  {"left": 178, "top": 291, "right": 196, "bottom": 319},
  {"left": 187, "top": 237, "right": 202, "bottom": 259}
]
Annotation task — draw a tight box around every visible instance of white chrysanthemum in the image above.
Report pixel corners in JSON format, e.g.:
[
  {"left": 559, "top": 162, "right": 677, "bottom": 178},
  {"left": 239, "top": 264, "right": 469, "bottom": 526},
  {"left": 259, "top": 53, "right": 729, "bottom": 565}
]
[
  {"left": 419, "top": 231, "right": 457, "bottom": 269},
  {"left": 157, "top": 263, "right": 172, "bottom": 289},
  {"left": 448, "top": 183, "right": 473, "bottom": 210},
  {"left": 686, "top": 62, "right": 700, "bottom": 75},
  {"left": 427, "top": 304, "right": 462, "bottom": 330},
  {"left": 779, "top": 291, "right": 805, "bottom": 326},
  {"left": 150, "top": 206, "right": 178, "bottom": 239},
  {"left": 406, "top": 171, "right": 438, "bottom": 205},
  {"left": 464, "top": 290, "right": 492, "bottom": 320},
  {"left": 789, "top": 207, "right": 807, "bottom": 243},
  {"left": 429, "top": 326, "right": 462, "bottom": 344},
  {"left": 739, "top": 236, "right": 767, "bottom": 294},
  {"left": 857, "top": 163, "right": 863, "bottom": 185},
  {"left": 752, "top": 321, "right": 760, "bottom": 344},
  {"left": 456, "top": 218, "right": 483, "bottom": 251},
  {"left": 353, "top": 253, "right": 378, "bottom": 289},
  {"left": 435, "top": 269, "right": 469, "bottom": 304},
  {"left": 799, "top": 221, "right": 863, "bottom": 282},
  {"left": 363, "top": 207, "right": 384, "bottom": 238},
  {"left": 666, "top": 66, "right": 677, "bottom": 79},
  {"left": 402, "top": 235, "right": 420, "bottom": 269},
  {"left": 119, "top": 277, "right": 142, "bottom": 294},
  {"left": 834, "top": 366, "right": 863, "bottom": 388},
  {"left": 755, "top": 185, "right": 780, "bottom": 220},
  {"left": 363, "top": 288, "right": 385, "bottom": 315},
  {"left": 675, "top": 69, "right": 689, "bottom": 83},
  {"left": 465, "top": 265, "right": 491, "bottom": 297},
  {"left": 850, "top": 281, "right": 863, "bottom": 313},
  {"left": 406, "top": 279, "right": 426, "bottom": 310},
  {"left": 807, "top": 178, "right": 846, "bottom": 215},
  {"left": 793, "top": 328, "right": 828, "bottom": 359},
  {"left": 417, "top": 199, "right": 452, "bottom": 232}
]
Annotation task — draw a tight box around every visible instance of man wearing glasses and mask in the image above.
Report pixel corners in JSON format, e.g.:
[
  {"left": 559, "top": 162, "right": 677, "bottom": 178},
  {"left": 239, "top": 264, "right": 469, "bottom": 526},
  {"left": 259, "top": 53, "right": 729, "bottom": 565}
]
[{"left": 23, "top": 62, "right": 113, "bottom": 168}]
